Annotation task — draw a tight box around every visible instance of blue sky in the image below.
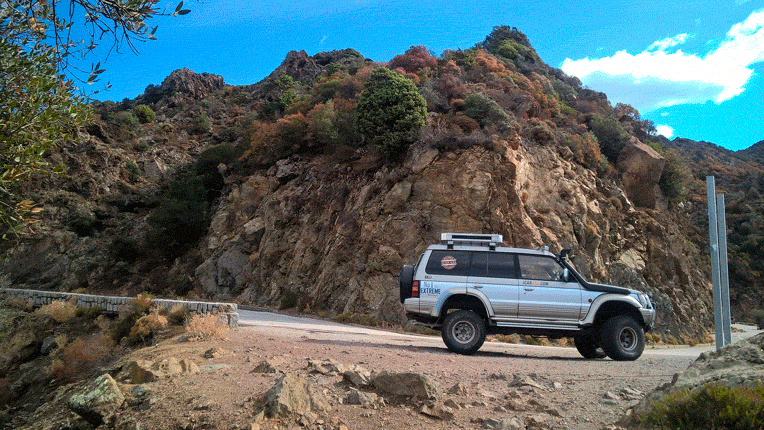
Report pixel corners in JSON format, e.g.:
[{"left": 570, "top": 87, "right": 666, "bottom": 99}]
[{"left": 85, "top": 0, "right": 764, "bottom": 151}]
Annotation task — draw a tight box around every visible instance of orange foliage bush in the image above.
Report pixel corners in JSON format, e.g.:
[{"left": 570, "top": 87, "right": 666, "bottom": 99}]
[
  {"left": 474, "top": 50, "right": 508, "bottom": 74},
  {"left": 48, "top": 333, "right": 117, "bottom": 382},
  {"left": 389, "top": 45, "right": 437, "bottom": 74}
]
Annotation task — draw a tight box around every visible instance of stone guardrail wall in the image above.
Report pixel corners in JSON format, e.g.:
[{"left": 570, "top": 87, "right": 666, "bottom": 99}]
[{"left": 0, "top": 288, "right": 239, "bottom": 327}]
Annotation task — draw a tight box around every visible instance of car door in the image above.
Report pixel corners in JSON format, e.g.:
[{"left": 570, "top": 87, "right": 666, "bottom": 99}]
[
  {"left": 468, "top": 251, "right": 519, "bottom": 318},
  {"left": 516, "top": 254, "right": 582, "bottom": 323}
]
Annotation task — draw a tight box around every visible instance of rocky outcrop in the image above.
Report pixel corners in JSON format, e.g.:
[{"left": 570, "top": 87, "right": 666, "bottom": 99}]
[
  {"left": 142, "top": 67, "right": 225, "bottom": 103},
  {"left": 263, "top": 49, "right": 370, "bottom": 85},
  {"left": 617, "top": 140, "right": 666, "bottom": 208},
  {"left": 622, "top": 333, "right": 764, "bottom": 426}
]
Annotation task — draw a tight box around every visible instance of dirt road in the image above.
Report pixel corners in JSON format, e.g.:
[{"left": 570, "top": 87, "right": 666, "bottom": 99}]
[{"left": 233, "top": 310, "right": 755, "bottom": 429}]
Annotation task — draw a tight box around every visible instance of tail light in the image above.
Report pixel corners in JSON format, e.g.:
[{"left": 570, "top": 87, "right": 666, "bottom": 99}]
[{"left": 412, "top": 281, "right": 419, "bottom": 298}]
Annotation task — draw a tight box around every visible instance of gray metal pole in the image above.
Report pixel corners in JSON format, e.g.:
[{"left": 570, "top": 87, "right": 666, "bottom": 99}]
[
  {"left": 716, "top": 193, "right": 732, "bottom": 346},
  {"left": 707, "top": 176, "right": 724, "bottom": 349}
]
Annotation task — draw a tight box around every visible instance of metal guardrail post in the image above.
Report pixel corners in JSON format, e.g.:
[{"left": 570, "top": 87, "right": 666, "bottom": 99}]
[{"left": 707, "top": 176, "right": 731, "bottom": 349}]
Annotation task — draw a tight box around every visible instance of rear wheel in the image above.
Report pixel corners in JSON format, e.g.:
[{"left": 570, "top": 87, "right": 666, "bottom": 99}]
[
  {"left": 599, "top": 315, "right": 645, "bottom": 361},
  {"left": 399, "top": 265, "right": 414, "bottom": 303},
  {"left": 441, "top": 310, "right": 486, "bottom": 355},
  {"left": 574, "top": 333, "right": 606, "bottom": 359}
]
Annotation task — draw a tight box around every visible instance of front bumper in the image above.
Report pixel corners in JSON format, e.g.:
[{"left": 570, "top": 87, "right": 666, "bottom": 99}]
[{"left": 641, "top": 308, "right": 656, "bottom": 331}]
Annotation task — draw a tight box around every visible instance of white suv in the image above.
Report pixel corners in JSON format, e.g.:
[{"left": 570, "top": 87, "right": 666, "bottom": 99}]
[{"left": 399, "top": 233, "right": 656, "bottom": 360}]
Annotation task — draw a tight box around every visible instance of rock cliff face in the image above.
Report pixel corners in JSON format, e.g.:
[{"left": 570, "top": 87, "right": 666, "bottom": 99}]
[
  {"left": 0, "top": 41, "right": 724, "bottom": 342},
  {"left": 189, "top": 137, "right": 709, "bottom": 337}
]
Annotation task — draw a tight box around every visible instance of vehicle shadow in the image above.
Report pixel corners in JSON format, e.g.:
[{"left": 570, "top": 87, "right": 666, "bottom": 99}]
[{"left": 299, "top": 338, "right": 589, "bottom": 361}]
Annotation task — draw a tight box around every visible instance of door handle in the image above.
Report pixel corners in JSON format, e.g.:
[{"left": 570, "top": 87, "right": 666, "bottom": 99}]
[
  {"left": 473, "top": 286, "right": 483, "bottom": 289},
  {"left": 524, "top": 287, "right": 534, "bottom": 291}
]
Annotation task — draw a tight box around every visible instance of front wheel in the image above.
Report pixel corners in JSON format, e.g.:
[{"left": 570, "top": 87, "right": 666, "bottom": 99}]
[
  {"left": 599, "top": 315, "right": 645, "bottom": 361},
  {"left": 441, "top": 310, "right": 486, "bottom": 355}
]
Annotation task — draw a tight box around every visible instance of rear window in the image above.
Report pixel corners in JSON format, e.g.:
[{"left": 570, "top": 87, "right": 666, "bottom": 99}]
[
  {"left": 471, "top": 252, "right": 517, "bottom": 278},
  {"left": 425, "top": 250, "right": 471, "bottom": 276}
]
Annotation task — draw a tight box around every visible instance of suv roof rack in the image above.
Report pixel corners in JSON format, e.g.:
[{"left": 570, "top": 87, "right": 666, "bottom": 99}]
[{"left": 440, "top": 233, "right": 503, "bottom": 250}]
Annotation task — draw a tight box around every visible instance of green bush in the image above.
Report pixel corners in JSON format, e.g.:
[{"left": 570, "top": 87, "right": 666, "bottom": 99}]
[
  {"left": 590, "top": 115, "right": 630, "bottom": 162},
  {"left": 113, "top": 110, "right": 139, "bottom": 132},
  {"left": 147, "top": 166, "right": 209, "bottom": 258},
  {"left": 133, "top": 104, "right": 155, "bottom": 124},
  {"left": 659, "top": 149, "right": 692, "bottom": 203},
  {"left": 126, "top": 161, "right": 140, "bottom": 183},
  {"left": 191, "top": 114, "right": 211, "bottom": 134},
  {"left": 195, "top": 143, "right": 242, "bottom": 200},
  {"left": 643, "top": 383, "right": 764, "bottom": 429},
  {"left": 356, "top": 67, "right": 427, "bottom": 159},
  {"left": 111, "top": 236, "right": 141, "bottom": 262},
  {"left": 463, "top": 93, "right": 510, "bottom": 128}
]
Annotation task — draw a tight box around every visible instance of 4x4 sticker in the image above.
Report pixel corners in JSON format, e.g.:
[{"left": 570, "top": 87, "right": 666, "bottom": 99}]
[{"left": 441, "top": 255, "right": 457, "bottom": 270}]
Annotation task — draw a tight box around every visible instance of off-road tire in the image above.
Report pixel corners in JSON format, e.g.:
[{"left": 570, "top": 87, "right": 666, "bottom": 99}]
[
  {"left": 574, "top": 332, "right": 606, "bottom": 359},
  {"left": 599, "top": 315, "right": 645, "bottom": 361},
  {"left": 441, "top": 310, "right": 486, "bottom": 355},
  {"left": 399, "top": 265, "right": 414, "bottom": 303}
]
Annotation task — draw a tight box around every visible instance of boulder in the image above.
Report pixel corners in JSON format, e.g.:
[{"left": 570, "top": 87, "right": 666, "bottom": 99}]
[
  {"left": 343, "top": 365, "right": 372, "bottom": 387},
  {"left": 371, "top": 371, "right": 440, "bottom": 399},
  {"left": 616, "top": 141, "right": 665, "bottom": 208},
  {"left": 345, "top": 388, "right": 379, "bottom": 407},
  {"left": 263, "top": 373, "right": 330, "bottom": 417},
  {"left": 123, "top": 360, "right": 159, "bottom": 383},
  {"left": 482, "top": 417, "right": 524, "bottom": 430},
  {"left": 68, "top": 374, "right": 125, "bottom": 426},
  {"left": 420, "top": 400, "right": 455, "bottom": 420}
]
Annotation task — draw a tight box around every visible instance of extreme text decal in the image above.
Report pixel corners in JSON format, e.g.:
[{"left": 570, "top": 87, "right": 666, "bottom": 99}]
[{"left": 420, "top": 286, "right": 442, "bottom": 296}]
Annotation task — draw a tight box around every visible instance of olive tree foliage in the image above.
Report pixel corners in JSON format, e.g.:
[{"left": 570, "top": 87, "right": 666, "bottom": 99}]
[
  {"left": 0, "top": 0, "right": 187, "bottom": 236},
  {"left": 356, "top": 67, "right": 427, "bottom": 159},
  {"left": 0, "top": 3, "right": 90, "bottom": 235}
]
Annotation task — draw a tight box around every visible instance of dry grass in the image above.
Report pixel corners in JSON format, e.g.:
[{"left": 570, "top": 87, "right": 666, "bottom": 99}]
[
  {"left": 35, "top": 298, "right": 78, "bottom": 323},
  {"left": 3, "top": 297, "right": 34, "bottom": 312},
  {"left": 185, "top": 313, "right": 229, "bottom": 341},
  {"left": 129, "top": 310, "right": 168, "bottom": 343},
  {"left": 165, "top": 304, "right": 189, "bottom": 326}
]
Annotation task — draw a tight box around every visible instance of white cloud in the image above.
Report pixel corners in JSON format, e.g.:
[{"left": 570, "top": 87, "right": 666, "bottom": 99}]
[
  {"left": 561, "top": 8, "right": 764, "bottom": 112},
  {"left": 648, "top": 33, "right": 692, "bottom": 51},
  {"left": 656, "top": 125, "right": 674, "bottom": 138}
]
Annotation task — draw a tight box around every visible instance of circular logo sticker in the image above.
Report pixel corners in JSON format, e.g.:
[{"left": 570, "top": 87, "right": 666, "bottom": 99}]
[{"left": 441, "top": 255, "right": 457, "bottom": 270}]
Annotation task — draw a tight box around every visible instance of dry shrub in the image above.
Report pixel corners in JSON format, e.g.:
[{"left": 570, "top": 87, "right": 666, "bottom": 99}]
[
  {"left": 166, "top": 304, "right": 189, "bottom": 326},
  {"left": 35, "top": 298, "right": 78, "bottom": 323},
  {"left": 131, "top": 292, "right": 154, "bottom": 314},
  {"left": 3, "top": 297, "right": 33, "bottom": 312},
  {"left": 129, "top": 310, "right": 167, "bottom": 343},
  {"left": 48, "top": 333, "right": 116, "bottom": 383},
  {"left": 185, "top": 313, "right": 229, "bottom": 341}
]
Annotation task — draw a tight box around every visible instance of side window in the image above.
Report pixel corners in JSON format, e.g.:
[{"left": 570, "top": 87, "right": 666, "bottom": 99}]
[
  {"left": 486, "top": 253, "right": 517, "bottom": 278},
  {"left": 469, "top": 252, "right": 516, "bottom": 278},
  {"left": 518, "top": 255, "right": 565, "bottom": 281},
  {"left": 425, "top": 251, "right": 472, "bottom": 276}
]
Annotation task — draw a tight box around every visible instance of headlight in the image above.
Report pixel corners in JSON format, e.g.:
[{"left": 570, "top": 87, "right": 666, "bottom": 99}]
[{"left": 639, "top": 293, "right": 652, "bottom": 309}]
